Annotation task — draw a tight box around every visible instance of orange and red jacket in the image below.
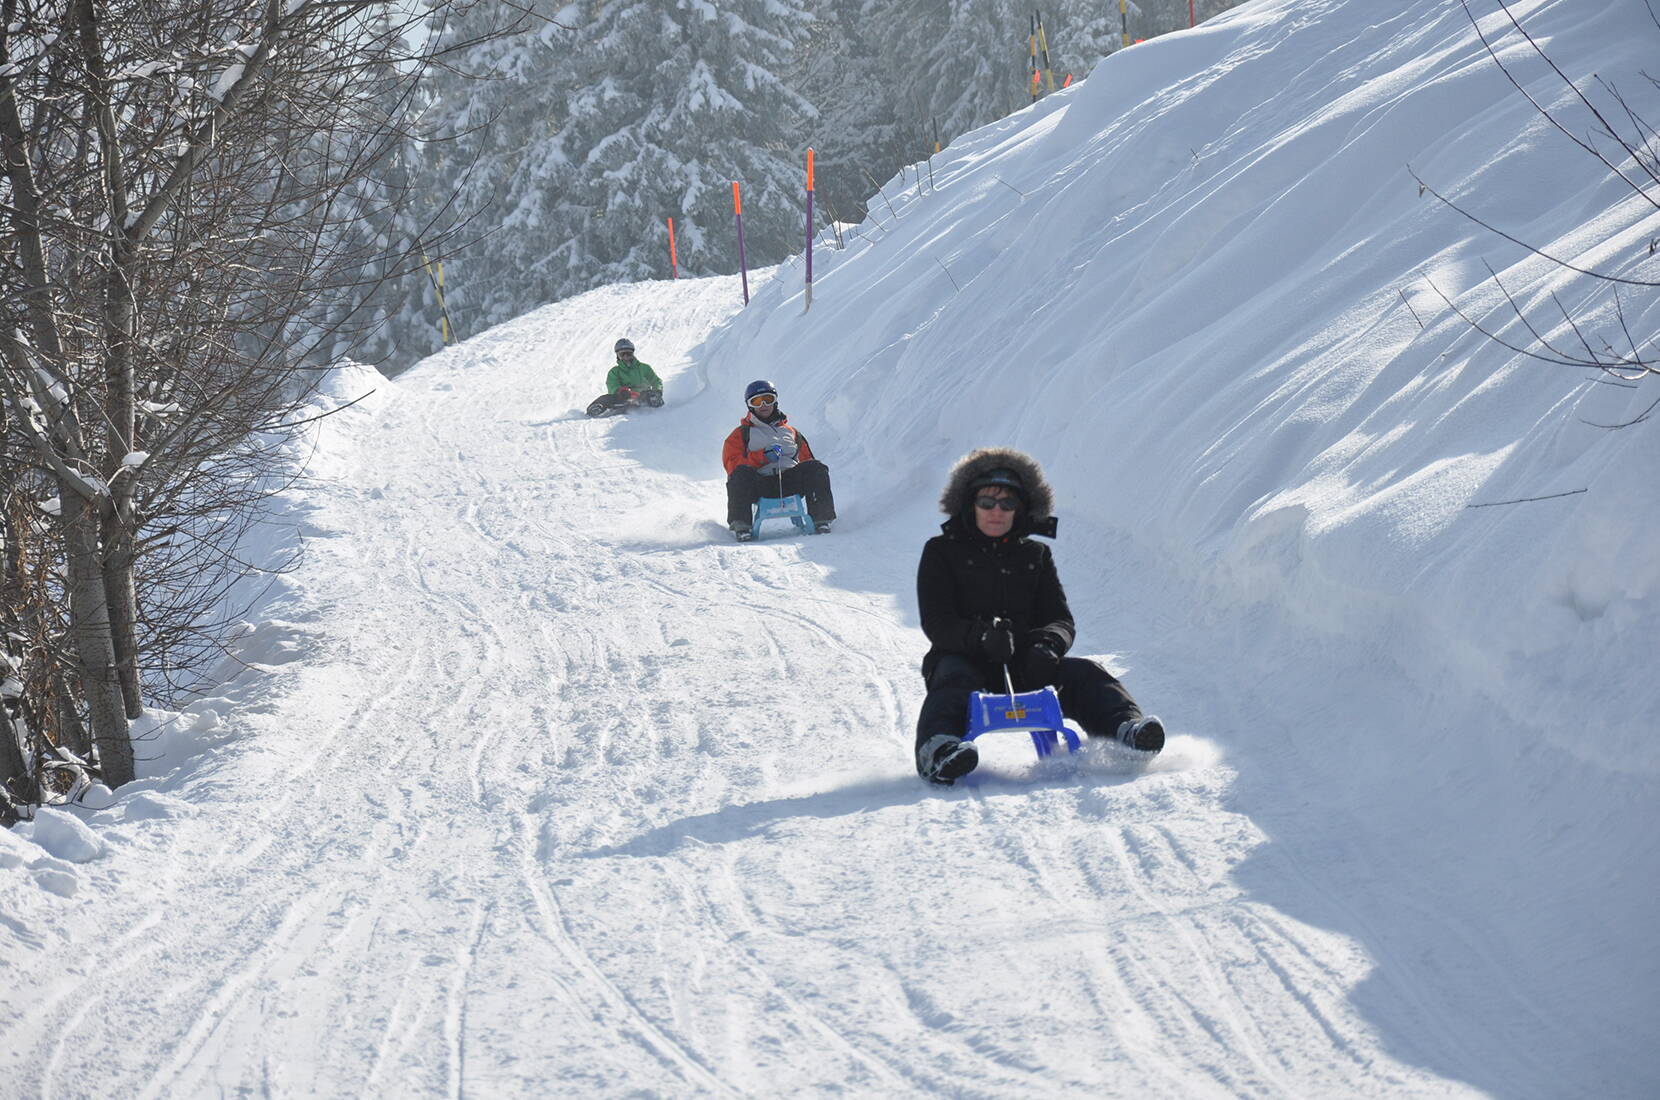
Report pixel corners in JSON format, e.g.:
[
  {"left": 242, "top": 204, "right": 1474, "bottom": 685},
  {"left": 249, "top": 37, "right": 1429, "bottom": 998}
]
[{"left": 722, "top": 410, "right": 816, "bottom": 476}]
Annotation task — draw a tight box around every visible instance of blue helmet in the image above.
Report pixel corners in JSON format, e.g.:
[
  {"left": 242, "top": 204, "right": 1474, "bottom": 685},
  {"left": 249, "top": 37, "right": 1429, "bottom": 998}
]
[{"left": 744, "top": 379, "right": 777, "bottom": 403}]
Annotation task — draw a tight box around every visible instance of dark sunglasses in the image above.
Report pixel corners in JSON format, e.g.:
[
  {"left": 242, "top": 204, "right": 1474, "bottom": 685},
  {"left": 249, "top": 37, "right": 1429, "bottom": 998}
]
[
  {"left": 974, "top": 496, "right": 1018, "bottom": 512},
  {"left": 617, "top": 350, "right": 634, "bottom": 357},
  {"left": 747, "top": 394, "right": 777, "bottom": 408}
]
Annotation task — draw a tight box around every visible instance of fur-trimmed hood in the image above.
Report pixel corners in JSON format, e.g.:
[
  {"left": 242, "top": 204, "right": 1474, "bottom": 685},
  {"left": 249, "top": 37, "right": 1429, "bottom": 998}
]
[{"left": 938, "top": 448, "right": 1056, "bottom": 537}]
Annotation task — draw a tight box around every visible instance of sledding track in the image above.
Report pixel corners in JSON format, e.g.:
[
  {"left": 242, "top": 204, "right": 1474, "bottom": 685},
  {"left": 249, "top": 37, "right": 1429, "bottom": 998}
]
[{"left": 1, "top": 274, "right": 1597, "bottom": 1097}]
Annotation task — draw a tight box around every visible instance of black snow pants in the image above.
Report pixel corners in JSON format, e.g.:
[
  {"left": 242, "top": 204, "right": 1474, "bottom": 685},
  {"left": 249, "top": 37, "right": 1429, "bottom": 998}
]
[
  {"left": 914, "top": 653, "right": 1143, "bottom": 774},
  {"left": 727, "top": 461, "right": 836, "bottom": 526}
]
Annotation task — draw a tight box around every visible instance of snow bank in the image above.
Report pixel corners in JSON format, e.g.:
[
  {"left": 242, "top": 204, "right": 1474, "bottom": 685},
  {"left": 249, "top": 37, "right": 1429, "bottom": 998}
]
[{"left": 698, "top": 0, "right": 1659, "bottom": 772}]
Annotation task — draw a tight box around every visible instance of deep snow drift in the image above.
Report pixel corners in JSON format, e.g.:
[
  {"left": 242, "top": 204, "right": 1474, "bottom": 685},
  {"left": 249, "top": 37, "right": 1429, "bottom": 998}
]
[{"left": 3, "top": 0, "right": 1656, "bottom": 1096}]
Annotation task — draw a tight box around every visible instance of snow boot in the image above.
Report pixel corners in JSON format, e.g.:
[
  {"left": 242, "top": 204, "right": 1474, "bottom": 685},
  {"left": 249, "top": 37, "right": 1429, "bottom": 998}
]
[
  {"left": 1115, "top": 715, "right": 1165, "bottom": 753},
  {"left": 919, "top": 734, "right": 978, "bottom": 785},
  {"left": 814, "top": 520, "right": 833, "bottom": 534},
  {"left": 731, "top": 522, "right": 754, "bottom": 542}
]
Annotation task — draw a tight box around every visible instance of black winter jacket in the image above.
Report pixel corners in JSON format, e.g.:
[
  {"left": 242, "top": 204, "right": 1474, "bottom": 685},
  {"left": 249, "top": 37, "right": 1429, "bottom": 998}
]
[
  {"left": 917, "top": 517, "right": 1076, "bottom": 682},
  {"left": 918, "top": 446, "right": 1072, "bottom": 683}
]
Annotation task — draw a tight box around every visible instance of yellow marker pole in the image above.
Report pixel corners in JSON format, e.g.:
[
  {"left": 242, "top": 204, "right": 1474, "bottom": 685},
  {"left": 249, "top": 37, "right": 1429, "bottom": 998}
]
[
  {"left": 437, "top": 262, "right": 449, "bottom": 343},
  {"left": 1037, "top": 11, "right": 1055, "bottom": 93},
  {"left": 1121, "top": 0, "right": 1130, "bottom": 48},
  {"left": 421, "top": 249, "right": 453, "bottom": 345}
]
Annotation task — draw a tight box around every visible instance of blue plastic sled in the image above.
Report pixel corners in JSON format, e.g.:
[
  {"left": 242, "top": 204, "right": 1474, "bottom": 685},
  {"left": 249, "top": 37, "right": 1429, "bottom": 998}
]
[
  {"left": 752, "top": 493, "right": 815, "bottom": 539},
  {"left": 965, "top": 684, "right": 1080, "bottom": 759}
]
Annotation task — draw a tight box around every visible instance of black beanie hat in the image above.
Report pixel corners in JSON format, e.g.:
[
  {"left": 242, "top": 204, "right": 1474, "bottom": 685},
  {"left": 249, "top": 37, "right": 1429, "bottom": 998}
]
[{"left": 966, "top": 467, "right": 1026, "bottom": 500}]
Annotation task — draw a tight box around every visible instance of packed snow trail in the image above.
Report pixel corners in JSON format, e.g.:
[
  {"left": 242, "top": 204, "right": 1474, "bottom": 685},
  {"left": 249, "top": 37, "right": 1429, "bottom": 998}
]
[
  {"left": 6, "top": 0, "right": 1659, "bottom": 1091},
  {"left": 1, "top": 275, "right": 1553, "bottom": 1097}
]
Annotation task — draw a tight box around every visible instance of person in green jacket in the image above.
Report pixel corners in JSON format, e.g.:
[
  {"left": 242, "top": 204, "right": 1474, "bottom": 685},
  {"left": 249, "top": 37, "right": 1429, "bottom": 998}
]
[
  {"left": 586, "top": 338, "right": 665, "bottom": 417},
  {"left": 608, "top": 338, "right": 663, "bottom": 401}
]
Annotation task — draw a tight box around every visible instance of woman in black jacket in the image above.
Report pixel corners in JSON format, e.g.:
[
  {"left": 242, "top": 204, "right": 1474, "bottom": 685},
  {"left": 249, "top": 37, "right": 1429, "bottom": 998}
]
[{"left": 915, "top": 447, "right": 1164, "bottom": 784}]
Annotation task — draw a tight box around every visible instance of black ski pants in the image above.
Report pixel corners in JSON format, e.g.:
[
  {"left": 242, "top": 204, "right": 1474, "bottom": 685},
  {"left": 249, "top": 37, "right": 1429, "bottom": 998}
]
[
  {"left": 914, "top": 653, "right": 1143, "bottom": 773},
  {"left": 727, "top": 461, "right": 836, "bottom": 526}
]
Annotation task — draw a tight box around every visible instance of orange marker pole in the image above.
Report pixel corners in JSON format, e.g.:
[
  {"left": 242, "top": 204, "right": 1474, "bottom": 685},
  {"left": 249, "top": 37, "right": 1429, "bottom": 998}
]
[
  {"left": 667, "top": 216, "right": 678, "bottom": 279},
  {"left": 733, "top": 181, "right": 749, "bottom": 305}
]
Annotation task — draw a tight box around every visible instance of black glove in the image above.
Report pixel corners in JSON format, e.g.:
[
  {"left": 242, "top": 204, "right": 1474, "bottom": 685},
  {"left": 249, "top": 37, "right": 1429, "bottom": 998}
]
[
  {"left": 975, "top": 623, "right": 1016, "bottom": 663},
  {"left": 1018, "top": 640, "right": 1061, "bottom": 688}
]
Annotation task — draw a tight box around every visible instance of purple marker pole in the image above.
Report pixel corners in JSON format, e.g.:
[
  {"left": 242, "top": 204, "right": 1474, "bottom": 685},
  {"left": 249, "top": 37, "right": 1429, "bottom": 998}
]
[
  {"left": 733, "top": 181, "right": 750, "bottom": 306},
  {"left": 805, "top": 148, "right": 815, "bottom": 311}
]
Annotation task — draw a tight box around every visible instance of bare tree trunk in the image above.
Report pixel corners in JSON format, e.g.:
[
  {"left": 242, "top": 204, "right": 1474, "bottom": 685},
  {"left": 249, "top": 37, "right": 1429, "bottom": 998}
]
[
  {"left": 101, "top": 542, "right": 142, "bottom": 718},
  {"left": 60, "top": 484, "right": 132, "bottom": 785},
  {"left": 0, "top": 648, "right": 27, "bottom": 824},
  {"left": 0, "top": 706, "right": 25, "bottom": 825},
  {"left": 52, "top": 669, "right": 92, "bottom": 760},
  {"left": 2, "top": 0, "right": 518, "bottom": 795},
  {"left": 100, "top": 260, "right": 144, "bottom": 718},
  {"left": 100, "top": 272, "right": 143, "bottom": 720},
  {"left": 0, "top": 504, "right": 31, "bottom": 821},
  {"left": 75, "top": 0, "right": 144, "bottom": 719},
  {"left": 1, "top": 23, "right": 133, "bottom": 783}
]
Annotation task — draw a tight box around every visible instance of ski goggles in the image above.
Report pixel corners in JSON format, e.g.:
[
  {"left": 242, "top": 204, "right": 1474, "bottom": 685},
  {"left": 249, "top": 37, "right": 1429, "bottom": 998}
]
[
  {"left": 747, "top": 393, "right": 777, "bottom": 408},
  {"left": 974, "top": 496, "right": 1019, "bottom": 512}
]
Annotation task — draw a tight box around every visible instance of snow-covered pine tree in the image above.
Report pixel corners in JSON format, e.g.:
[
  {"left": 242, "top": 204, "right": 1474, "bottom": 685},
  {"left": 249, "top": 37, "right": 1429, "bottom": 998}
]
[
  {"left": 790, "top": 0, "right": 1137, "bottom": 226},
  {"left": 372, "top": 0, "right": 1250, "bottom": 371},
  {"left": 416, "top": 0, "right": 815, "bottom": 348}
]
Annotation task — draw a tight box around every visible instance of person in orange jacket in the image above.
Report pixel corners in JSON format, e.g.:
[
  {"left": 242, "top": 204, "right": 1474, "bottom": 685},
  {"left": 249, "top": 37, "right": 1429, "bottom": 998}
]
[{"left": 722, "top": 379, "right": 837, "bottom": 541}]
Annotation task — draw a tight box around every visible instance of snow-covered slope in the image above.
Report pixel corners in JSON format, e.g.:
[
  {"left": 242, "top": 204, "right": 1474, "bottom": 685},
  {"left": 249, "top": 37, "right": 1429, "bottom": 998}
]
[{"left": 3, "top": 0, "right": 1656, "bottom": 1095}]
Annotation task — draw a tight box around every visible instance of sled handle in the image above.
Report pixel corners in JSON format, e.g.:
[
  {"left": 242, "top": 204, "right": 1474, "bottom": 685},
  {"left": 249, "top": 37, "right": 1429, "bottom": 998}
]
[{"left": 991, "top": 617, "right": 1017, "bottom": 702}]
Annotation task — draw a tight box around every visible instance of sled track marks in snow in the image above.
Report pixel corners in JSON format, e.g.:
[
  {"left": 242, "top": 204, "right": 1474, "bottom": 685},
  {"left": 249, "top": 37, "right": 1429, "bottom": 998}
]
[
  {"left": 129, "top": 885, "right": 338, "bottom": 1100},
  {"left": 661, "top": 859, "right": 920, "bottom": 1094},
  {"left": 515, "top": 818, "right": 739, "bottom": 1099},
  {"left": 1099, "top": 820, "right": 1432, "bottom": 1097},
  {"left": 441, "top": 899, "right": 490, "bottom": 1100},
  {"left": 1101, "top": 824, "right": 1291, "bottom": 1094}
]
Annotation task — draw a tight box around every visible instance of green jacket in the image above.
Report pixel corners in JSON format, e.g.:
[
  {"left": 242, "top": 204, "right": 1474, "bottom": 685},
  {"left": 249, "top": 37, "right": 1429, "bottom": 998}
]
[{"left": 606, "top": 357, "right": 662, "bottom": 393}]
